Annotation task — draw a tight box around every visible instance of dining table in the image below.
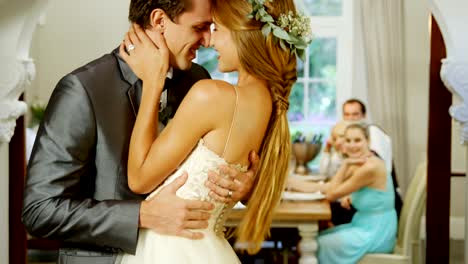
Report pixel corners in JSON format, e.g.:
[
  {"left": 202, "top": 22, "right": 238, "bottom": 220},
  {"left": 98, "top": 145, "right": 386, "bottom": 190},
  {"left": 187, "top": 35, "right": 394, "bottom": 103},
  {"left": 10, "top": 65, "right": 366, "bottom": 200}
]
[{"left": 226, "top": 198, "right": 331, "bottom": 264}]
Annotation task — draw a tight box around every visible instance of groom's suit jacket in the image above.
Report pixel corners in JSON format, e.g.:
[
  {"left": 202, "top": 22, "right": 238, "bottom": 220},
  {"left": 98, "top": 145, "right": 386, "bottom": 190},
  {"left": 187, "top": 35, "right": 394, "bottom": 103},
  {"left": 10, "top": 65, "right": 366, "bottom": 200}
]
[{"left": 22, "top": 48, "right": 210, "bottom": 263}]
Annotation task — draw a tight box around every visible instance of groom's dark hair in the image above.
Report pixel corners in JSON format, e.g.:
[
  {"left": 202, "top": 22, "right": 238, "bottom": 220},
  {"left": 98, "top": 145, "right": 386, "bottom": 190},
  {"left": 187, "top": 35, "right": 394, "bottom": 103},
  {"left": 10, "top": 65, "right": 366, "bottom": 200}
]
[
  {"left": 129, "top": 0, "right": 190, "bottom": 29},
  {"left": 343, "top": 98, "right": 367, "bottom": 116}
]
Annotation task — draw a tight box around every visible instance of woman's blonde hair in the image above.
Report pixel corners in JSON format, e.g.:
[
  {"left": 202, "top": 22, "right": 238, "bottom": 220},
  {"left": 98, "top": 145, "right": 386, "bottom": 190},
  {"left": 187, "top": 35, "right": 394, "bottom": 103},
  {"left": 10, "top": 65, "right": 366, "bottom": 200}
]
[
  {"left": 212, "top": 0, "right": 298, "bottom": 254},
  {"left": 345, "top": 122, "right": 370, "bottom": 140}
]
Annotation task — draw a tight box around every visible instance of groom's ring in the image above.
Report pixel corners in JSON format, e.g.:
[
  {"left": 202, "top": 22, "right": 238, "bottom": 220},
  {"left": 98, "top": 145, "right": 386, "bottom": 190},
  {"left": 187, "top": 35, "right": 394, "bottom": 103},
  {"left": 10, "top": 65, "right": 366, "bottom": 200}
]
[
  {"left": 226, "top": 190, "right": 233, "bottom": 199},
  {"left": 127, "top": 44, "right": 135, "bottom": 52}
]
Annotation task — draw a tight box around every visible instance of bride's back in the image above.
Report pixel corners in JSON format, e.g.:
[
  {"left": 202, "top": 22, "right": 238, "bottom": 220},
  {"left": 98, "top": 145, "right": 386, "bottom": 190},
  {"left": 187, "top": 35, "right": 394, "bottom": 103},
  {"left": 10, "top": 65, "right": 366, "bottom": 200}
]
[{"left": 198, "top": 79, "right": 272, "bottom": 167}]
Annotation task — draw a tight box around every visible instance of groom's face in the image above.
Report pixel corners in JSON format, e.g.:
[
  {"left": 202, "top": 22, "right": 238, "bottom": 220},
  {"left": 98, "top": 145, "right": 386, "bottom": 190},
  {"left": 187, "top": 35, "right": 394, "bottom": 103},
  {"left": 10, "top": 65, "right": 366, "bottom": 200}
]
[{"left": 163, "top": 0, "right": 212, "bottom": 70}]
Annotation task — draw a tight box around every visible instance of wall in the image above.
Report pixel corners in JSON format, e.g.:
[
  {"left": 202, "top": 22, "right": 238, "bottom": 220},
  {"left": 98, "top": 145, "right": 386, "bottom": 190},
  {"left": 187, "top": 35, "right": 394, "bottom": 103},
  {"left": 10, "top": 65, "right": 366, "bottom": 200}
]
[
  {"left": 404, "top": 0, "right": 466, "bottom": 174},
  {"left": 403, "top": 0, "right": 431, "bottom": 185},
  {"left": 451, "top": 100, "right": 466, "bottom": 220},
  {"left": 451, "top": 97, "right": 467, "bottom": 174},
  {"left": 28, "top": 0, "right": 130, "bottom": 101},
  {"left": 404, "top": 0, "right": 466, "bottom": 237},
  {"left": 0, "top": 143, "right": 9, "bottom": 263}
]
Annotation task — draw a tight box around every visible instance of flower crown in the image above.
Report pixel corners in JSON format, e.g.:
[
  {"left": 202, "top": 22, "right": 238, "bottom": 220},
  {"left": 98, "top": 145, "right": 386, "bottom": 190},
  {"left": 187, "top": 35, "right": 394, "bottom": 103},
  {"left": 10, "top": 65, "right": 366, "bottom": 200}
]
[{"left": 247, "top": 0, "right": 312, "bottom": 60}]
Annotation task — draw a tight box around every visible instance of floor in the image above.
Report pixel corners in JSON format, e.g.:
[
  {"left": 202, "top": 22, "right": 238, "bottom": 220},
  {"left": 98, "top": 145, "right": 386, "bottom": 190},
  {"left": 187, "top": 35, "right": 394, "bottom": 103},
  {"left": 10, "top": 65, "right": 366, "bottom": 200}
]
[
  {"left": 27, "top": 245, "right": 299, "bottom": 264},
  {"left": 27, "top": 239, "right": 465, "bottom": 264},
  {"left": 449, "top": 239, "right": 465, "bottom": 264}
]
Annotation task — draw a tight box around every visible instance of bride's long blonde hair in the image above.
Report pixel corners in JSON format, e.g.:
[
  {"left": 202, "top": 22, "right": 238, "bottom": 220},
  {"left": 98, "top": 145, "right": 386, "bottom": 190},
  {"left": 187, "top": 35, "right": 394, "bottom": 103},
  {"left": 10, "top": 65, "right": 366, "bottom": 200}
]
[{"left": 212, "top": 0, "right": 298, "bottom": 254}]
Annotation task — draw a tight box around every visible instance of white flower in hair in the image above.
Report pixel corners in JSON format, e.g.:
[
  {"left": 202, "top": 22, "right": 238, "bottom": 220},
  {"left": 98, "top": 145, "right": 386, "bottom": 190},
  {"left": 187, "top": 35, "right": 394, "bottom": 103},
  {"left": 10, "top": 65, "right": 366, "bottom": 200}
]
[{"left": 247, "top": 0, "right": 313, "bottom": 60}]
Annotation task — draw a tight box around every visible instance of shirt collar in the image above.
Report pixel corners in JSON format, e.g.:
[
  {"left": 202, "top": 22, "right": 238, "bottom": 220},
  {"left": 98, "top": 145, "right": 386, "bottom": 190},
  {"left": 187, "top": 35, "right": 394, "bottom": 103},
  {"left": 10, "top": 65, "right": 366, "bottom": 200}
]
[{"left": 167, "top": 67, "right": 174, "bottom": 79}]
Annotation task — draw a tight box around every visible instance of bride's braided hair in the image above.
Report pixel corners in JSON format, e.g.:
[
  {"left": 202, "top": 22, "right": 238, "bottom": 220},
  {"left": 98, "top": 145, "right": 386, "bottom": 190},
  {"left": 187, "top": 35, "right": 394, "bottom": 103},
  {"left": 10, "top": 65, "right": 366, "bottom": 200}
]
[{"left": 213, "top": 0, "right": 298, "bottom": 254}]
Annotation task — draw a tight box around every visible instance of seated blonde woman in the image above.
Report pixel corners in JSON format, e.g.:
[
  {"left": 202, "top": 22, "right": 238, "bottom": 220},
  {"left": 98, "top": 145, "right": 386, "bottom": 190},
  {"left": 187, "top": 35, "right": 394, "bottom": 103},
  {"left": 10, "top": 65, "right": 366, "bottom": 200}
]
[
  {"left": 287, "top": 123, "right": 397, "bottom": 263},
  {"left": 319, "top": 120, "right": 348, "bottom": 179}
]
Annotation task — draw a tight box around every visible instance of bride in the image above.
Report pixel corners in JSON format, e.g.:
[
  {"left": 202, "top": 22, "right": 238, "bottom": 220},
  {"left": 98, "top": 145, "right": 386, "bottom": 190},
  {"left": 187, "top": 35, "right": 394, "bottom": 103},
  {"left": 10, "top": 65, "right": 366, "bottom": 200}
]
[{"left": 117, "top": 0, "right": 311, "bottom": 262}]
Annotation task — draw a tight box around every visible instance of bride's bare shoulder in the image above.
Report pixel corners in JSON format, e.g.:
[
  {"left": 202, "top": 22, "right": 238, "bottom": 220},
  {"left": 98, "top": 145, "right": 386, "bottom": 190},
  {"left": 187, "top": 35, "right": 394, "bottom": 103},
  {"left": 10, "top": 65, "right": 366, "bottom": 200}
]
[
  {"left": 193, "top": 79, "right": 234, "bottom": 91},
  {"left": 187, "top": 79, "right": 236, "bottom": 101}
]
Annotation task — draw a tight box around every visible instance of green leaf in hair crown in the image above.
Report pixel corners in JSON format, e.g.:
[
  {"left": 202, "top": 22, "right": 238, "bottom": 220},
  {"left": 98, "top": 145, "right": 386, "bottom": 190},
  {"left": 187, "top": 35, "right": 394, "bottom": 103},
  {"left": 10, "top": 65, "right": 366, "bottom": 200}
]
[{"left": 247, "top": 0, "right": 312, "bottom": 60}]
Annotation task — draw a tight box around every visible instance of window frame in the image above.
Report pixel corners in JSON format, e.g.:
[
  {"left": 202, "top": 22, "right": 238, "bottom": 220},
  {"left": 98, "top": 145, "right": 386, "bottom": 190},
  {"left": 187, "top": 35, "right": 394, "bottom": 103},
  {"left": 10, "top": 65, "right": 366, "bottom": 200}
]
[{"left": 291, "top": 0, "right": 353, "bottom": 128}]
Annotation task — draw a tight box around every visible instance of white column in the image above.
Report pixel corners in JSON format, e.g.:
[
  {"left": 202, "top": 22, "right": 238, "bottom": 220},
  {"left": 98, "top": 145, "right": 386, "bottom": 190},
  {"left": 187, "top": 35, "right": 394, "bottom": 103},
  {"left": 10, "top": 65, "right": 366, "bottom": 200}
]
[
  {"left": 0, "top": 0, "right": 50, "bottom": 141},
  {"left": 0, "top": 1, "right": 50, "bottom": 262}
]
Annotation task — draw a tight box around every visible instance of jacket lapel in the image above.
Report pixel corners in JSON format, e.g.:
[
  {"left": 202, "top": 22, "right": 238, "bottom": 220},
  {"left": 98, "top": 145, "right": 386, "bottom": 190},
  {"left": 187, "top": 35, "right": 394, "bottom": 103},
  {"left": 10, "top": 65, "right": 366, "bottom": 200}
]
[
  {"left": 113, "top": 48, "right": 186, "bottom": 121},
  {"left": 127, "top": 85, "right": 138, "bottom": 117},
  {"left": 113, "top": 48, "right": 139, "bottom": 118}
]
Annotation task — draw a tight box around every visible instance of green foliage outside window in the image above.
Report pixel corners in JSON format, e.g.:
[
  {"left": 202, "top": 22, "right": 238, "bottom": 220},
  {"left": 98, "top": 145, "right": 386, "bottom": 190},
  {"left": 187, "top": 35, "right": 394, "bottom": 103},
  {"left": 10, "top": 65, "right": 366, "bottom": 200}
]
[
  {"left": 296, "top": 0, "right": 342, "bottom": 16},
  {"left": 289, "top": 37, "right": 337, "bottom": 124},
  {"left": 308, "top": 38, "right": 337, "bottom": 78},
  {"left": 197, "top": 47, "right": 223, "bottom": 80}
]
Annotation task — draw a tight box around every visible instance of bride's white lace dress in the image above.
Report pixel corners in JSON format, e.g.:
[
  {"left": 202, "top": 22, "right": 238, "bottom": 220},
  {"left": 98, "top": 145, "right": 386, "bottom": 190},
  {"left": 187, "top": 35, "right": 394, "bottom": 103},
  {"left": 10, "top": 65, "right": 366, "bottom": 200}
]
[{"left": 116, "top": 139, "right": 245, "bottom": 264}]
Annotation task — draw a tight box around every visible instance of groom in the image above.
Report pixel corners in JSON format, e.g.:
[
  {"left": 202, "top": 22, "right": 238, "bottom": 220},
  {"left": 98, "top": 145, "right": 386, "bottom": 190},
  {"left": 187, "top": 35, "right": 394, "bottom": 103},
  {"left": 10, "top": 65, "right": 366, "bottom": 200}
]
[{"left": 22, "top": 0, "right": 258, "bottom": 263}]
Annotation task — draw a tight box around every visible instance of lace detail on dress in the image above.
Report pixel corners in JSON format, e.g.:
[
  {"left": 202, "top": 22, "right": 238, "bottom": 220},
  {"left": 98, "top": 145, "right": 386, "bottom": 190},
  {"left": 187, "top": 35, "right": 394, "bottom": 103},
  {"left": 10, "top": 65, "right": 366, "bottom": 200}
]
[
  {"left": 147, "top": 139, "right": 248, "bottom": 236},
  {"left": 197, "top": 139, "right": 248, "bottom": 236}
]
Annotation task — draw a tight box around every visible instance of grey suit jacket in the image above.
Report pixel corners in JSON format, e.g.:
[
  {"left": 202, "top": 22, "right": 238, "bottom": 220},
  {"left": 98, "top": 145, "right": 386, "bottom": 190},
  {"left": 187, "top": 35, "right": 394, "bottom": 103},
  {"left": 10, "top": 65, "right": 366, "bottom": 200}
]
[{"left": 22, "top": 48, "right": 210, "bottom": 263}]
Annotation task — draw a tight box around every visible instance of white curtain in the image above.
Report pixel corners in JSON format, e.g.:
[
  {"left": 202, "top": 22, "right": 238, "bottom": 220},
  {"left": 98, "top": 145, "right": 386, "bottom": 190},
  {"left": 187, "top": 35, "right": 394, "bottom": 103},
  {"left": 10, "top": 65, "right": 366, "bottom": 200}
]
[{"left": 356, "top": 0, "right": 410, "bottom": 193}]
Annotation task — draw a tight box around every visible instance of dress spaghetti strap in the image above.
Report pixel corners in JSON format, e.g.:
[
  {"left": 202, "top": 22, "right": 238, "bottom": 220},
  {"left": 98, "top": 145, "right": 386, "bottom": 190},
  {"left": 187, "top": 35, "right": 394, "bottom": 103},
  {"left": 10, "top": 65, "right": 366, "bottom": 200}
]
[{"left": 221, "top": 85, "right": 238, "bottom": 158}]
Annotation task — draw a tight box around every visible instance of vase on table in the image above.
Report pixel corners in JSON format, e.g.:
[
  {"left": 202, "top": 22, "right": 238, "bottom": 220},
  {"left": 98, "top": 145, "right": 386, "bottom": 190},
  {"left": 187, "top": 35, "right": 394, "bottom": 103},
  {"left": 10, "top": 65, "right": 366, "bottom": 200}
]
[{"left": 292, "top": 142, "right": 321, "bottom": 175}]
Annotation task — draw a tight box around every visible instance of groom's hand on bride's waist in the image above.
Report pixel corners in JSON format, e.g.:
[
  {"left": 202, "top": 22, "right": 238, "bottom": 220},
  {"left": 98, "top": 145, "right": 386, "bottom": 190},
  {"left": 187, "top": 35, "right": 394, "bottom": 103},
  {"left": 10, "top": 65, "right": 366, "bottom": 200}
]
[{"left": 138, "top": 172, "right": 214, "bottom": 239}]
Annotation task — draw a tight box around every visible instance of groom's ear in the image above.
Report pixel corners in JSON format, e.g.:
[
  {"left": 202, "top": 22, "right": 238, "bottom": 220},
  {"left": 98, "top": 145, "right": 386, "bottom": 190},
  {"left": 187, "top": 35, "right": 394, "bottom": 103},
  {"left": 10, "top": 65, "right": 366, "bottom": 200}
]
[{"left": 149, "top": 9, "right": 166, "bottom": 32}]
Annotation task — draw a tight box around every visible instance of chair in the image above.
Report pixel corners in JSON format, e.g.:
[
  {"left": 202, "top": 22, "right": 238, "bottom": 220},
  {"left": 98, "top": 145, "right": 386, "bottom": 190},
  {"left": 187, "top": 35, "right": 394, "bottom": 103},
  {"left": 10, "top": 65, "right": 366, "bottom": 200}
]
[
  {"left": 368, "top": 125, "right": 403, "bottom": 219},
  {"left": 368, "top": 124, "right": 393, "bottom": 174},
  {"left": 358, "top": 162, "right": 427, "bottom": 264}
]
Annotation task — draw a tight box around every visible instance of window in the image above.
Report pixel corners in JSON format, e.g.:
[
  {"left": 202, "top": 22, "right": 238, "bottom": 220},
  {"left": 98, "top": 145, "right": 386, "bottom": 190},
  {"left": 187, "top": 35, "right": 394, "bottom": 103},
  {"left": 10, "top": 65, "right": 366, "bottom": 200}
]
[
  {"left": 196, "top": 47, "right": 238, "bottom": 84},
  {"left": 299, "top": 0, "right": 343, "bottom": 16},
  {"left": 195, "top": 0, "right": 352, "bottom": 169},
  {"left": 291, "top": 0, "right": 353, "bottom": 168}
]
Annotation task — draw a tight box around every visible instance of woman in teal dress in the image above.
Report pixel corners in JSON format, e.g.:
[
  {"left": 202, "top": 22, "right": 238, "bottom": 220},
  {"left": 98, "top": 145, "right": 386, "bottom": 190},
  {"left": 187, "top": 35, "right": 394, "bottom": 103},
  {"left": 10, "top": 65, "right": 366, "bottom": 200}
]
[{"left": 287, "top": 123, "right": 397, "bottom": 263}]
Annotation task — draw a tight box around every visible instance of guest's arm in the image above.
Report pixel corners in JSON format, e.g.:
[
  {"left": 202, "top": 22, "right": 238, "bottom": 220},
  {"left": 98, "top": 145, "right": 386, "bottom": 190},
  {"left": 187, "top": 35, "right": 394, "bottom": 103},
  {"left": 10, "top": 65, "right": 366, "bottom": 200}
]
[
  {"left": 340, "top": 195, "right": 352, "bottom": 210},
  {"left": 286, "top": 178, "right": 322, "bottom": 193},
  {"left": 321, "top": 159, "right": 378, "bottom": 201}
]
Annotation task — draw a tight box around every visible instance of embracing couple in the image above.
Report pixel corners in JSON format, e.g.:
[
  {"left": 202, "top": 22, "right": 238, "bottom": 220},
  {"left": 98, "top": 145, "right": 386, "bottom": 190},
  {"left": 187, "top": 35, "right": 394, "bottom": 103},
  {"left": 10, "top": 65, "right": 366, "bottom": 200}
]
[{"left": 22, "top": 0, "right": 311, "bottom": 263}]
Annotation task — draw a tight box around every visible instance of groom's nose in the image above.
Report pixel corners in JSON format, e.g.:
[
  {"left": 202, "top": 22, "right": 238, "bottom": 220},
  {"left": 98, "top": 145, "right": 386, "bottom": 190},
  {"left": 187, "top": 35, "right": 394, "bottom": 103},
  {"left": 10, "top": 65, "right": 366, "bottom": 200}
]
[{"left": 200, "top": 30, "right": 211, "bottom": 48}]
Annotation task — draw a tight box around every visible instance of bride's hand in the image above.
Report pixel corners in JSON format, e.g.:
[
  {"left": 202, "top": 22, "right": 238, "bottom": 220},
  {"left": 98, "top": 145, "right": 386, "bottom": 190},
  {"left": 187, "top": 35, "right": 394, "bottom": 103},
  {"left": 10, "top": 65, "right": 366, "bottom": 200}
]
[{"left": 119, "top": 24, "right": 169, "bottom": 86}]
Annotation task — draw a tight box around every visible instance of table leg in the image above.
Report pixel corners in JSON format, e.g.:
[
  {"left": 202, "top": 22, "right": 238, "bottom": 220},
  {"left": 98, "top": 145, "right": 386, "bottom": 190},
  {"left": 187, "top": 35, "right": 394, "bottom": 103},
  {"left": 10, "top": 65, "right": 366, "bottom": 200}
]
[{"left": 298, "top": 222, "right": 319, "bottom": 264}]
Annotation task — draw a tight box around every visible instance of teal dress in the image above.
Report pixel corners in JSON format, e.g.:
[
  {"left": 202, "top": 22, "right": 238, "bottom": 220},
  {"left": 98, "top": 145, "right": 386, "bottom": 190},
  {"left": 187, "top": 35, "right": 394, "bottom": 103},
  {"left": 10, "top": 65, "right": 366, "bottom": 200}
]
[{"left": 317, "top": 171, "right": 397, "bottom": 264}]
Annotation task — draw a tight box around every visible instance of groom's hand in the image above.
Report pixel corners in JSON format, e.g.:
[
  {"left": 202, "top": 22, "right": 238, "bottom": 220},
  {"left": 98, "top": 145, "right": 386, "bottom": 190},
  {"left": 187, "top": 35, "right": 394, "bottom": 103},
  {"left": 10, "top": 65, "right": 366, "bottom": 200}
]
[{"left": 139, "top": 172, "right": 214, "bottom": 239}]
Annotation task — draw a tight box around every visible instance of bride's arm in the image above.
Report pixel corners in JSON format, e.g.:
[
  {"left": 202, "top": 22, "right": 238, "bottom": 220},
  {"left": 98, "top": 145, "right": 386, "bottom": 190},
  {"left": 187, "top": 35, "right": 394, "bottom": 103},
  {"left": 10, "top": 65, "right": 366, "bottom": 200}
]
[
  {"left": 121, "top": 26, "right": 224, "bottom": 194},
  {"left": 130, "top": 80, "right": 222, "bottom": 194}
]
